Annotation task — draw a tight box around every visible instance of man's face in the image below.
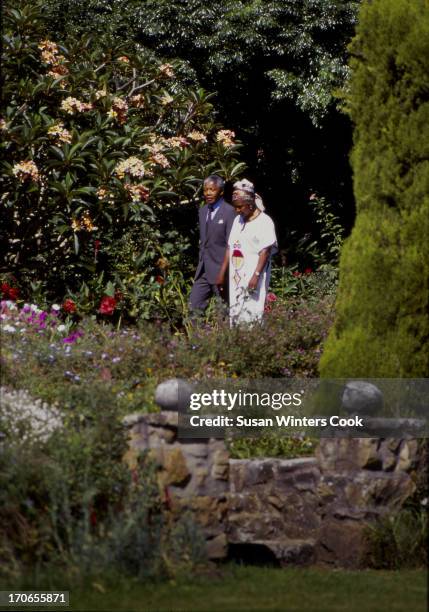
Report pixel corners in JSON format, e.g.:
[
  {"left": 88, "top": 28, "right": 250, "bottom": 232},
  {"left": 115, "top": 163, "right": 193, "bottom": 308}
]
[{"left": 203, "top": 180, "right": 222, "bottom": 205}]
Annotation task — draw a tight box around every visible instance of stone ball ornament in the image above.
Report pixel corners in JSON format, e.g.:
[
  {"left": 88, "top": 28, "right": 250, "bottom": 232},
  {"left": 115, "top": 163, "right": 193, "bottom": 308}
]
[
  {"left": 155, "top": 378, "right": 194, "bottom": 413},
  {"left": 341, "top": 381, "right": 383, "bottom": 416}
]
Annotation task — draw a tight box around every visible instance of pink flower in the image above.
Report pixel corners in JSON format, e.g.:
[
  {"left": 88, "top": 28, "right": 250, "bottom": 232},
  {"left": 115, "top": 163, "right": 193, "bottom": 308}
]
[
  {"left": 304, "top": 267, "right": 313, "bottom": 274},
  {"left": 292, "top": 271, "right": 301, "bottom": 278},
  {"left": 266, "top": 292, "right": 277, "bottom": 303}
]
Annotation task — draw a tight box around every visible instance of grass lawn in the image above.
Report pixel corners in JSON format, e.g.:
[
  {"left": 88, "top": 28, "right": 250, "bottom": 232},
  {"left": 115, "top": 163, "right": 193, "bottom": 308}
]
[{"left": 11, "top": 565, "right": 425, "bottom": 612}]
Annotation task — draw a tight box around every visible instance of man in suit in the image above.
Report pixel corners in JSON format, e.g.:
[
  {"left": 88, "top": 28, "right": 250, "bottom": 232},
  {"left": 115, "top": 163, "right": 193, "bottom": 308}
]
[{"left": 189, "top": 175, "right": 236, "bottom": 313}]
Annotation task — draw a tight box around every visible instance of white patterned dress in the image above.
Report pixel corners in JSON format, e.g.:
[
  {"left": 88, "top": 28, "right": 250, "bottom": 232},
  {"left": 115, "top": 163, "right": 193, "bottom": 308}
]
[{"left": 228, "top": 212, "right": 277, "bottom": 324}]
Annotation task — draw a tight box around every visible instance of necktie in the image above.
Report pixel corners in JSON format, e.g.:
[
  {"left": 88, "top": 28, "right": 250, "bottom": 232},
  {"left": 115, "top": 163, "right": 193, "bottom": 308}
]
[{"left": 206, "top": 204, "right": 214, "bottom": 232}]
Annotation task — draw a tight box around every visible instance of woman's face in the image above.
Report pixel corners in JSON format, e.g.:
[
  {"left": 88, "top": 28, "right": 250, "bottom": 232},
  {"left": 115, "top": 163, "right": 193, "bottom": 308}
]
[{"left": 233, "top": 195, "right": 254, "bottom": 219}]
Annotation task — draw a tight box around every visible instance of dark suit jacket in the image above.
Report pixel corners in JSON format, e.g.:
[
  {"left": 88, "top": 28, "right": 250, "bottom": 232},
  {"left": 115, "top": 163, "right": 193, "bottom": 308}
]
[{"left": 195, "top": 198, "right": 236, "bottom": 284}]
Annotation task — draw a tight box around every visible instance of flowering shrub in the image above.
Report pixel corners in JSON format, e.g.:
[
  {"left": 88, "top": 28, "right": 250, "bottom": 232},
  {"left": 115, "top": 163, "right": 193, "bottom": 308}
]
[{"left": 0, "top": 0, "right": 244, "bottom": 315}]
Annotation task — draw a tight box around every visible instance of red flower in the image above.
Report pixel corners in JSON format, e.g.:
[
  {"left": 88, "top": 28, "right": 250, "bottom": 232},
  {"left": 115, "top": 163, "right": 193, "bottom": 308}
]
[
  {"left": 63, "top": 298, "right": 77, "bottom": 313},
  {"left": 155, "top": 275, "right": 164, "bottom": 284},
  {"left": 1, "top": 283, "right": 11, "bottom": 297},
  {"left": 8, "top": 287, "right": 19, "bottom": 300},
  {"left": 292, "top": 271, "right": 301, "bottom": 277},
  {"left": 98, "top": 295, "right": 116, "bottom": 315},
  {"left": 266, "top": 292, "right": 277, "bottom": 303},
  {"left": 1, "top": 283, "right": 19, "bottom": 300},
  {"left": 304, "top": 267, "right": 313, "bottom": 274}
]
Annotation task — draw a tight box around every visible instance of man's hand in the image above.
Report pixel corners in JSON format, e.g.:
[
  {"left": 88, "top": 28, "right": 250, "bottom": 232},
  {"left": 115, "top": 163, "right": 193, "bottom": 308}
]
[
  {"left": 248, "top": 274, "right": 259, "bottom": 291},
  {"left": 215, "top": 272, "right": 226, "bottom": 291}
]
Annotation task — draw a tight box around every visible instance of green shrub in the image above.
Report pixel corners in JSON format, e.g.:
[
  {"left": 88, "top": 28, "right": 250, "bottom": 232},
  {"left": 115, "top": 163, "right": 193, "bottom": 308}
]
[
  {"left": 320, "top": 0, "right": 429, "bottom": 377},
  {"left": 364, "top": 508, "right": 428, "bottom": 570}
]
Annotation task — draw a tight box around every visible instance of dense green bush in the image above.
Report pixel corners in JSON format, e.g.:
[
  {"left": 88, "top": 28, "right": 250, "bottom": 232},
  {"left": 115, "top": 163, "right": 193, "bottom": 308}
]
[
  {"left": 320, "top": 0, "right": 429, "bottom": 377},
  {"left": 0, "top": 396, "right": 206, "bottom": 580},
  {"left": 0, "top": 0, "right": 243, "bottom": 315}
]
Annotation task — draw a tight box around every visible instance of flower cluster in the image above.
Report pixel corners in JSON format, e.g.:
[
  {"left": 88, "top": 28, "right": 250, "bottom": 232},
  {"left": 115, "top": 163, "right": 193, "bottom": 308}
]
[
  {"left": 109, "top": 97, "right": 128, "bottom": 124},
  {"left": 99, "top": 295, "right": 117, "bottom": 315},
  {"left": 149, "top": 152, "right": 170, "bottom": 168},
  {"left": 95, "top": 89, "right": 108, "bottom": 100},
  {"left": 12, "top": 160, "right": 40, "bottom": 183},
  {"left": 165, "top": 136, "right": 189, "bottom": 149},
  {"left": 39, "top": 39, "right": 68, "bottom": 87},
  {"left": 124, "top": 184, "right": 150, "bottom": 202},
  {"left": 216, "top": 129, "right": 235, "bottom": 148},
  {"left": 61, "top": 97, "right": 93, "bottom": 115},
  {"left": 187, "top": 130, "right": 207, "bottom": 143},
  {"left": 159, "top": 63, "right": 175, "bottom": 78},
  {"left": 47, "top": 122, "right": 72, "bottom": 144},
  {"left": 129, "top": 94, "right": 145, "bottom": 108},
  {"left": 71, "top": 212, "right": 97, "bottom": 232},
  {"left": 114, "top": 157, "right": 145, "bottom": 179},
  {"left": 62, "top": 298, "right": 77, "bottom": 313},
  {"left": 97, "top": 187, "right": 115, "bottom": 203},
  {"left": 1, "top": 282, "right": 19, "bottom": 300},
  {"left": 38, "top": 40, "right": 61, "bottom": 65}
]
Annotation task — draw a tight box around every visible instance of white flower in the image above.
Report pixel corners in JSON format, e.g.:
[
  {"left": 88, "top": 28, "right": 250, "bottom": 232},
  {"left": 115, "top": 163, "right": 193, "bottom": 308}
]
[
  {"left": 57, "top": 324, "right": 66, "bottom": 332},
  {"left": 3, "top": 324, "right": 16, "bottom": 332},
  {"left": 51, "top": 304, "right": 61, "bottom": 311}
]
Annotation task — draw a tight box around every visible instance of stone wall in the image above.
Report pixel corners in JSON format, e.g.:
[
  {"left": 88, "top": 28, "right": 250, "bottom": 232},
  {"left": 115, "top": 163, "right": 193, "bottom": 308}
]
[{"left": 123, "top": 412, "right": 425, "bottom": 568}]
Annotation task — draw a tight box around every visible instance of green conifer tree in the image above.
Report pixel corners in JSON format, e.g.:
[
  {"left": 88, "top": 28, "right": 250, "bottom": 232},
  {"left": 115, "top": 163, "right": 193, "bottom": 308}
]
[{"left": 320, "top": 0, "right": 429, "bottom": 377}]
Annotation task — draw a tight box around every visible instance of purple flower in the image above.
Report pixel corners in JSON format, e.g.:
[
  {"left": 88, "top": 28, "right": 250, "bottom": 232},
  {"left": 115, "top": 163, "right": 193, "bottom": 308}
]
[{"left": 61, "top": 329, "right": 84, "bottom": 344}]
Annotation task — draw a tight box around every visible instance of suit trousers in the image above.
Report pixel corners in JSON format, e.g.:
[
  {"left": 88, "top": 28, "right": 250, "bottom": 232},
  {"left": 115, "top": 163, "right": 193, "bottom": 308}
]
[{"left": 189, "top": 269, "right": 227, "bottom": 313}]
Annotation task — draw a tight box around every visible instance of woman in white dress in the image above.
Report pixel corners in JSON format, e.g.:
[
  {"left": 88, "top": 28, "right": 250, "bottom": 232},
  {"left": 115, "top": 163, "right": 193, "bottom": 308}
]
[{"left": 216, "top": 179, "right": 277, "bottom": 324}]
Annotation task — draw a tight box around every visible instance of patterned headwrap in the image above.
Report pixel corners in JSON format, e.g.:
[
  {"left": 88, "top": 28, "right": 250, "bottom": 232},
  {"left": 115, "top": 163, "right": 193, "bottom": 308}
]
[{"left": 232, "top": 179, "right": 265, "bottom": 211}]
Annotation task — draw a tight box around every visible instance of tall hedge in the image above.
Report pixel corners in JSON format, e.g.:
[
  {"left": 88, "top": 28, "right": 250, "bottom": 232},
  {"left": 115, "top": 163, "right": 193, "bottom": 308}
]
[{"left": 320, "top": 0, "right": 429, "bottom": 377}]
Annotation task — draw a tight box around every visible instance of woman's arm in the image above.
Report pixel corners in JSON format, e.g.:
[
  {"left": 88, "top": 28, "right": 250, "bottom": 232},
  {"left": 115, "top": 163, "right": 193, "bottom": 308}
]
[{"left": 248, "top": 246, "right": 271, "bottom": 290}]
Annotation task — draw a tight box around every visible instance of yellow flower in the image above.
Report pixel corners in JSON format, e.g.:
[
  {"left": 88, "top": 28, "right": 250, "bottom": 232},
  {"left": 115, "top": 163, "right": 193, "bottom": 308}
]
[
  {"left": 71, "top": 218, "right": 81, "bottom": 232},
  {"left": 160, "top": 93, "right": 174, "bottom": 106}
]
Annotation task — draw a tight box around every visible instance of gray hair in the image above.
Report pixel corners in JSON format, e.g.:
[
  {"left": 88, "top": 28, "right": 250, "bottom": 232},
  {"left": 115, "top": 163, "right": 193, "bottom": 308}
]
[{"left": 204, "top": 175, "right": 225, "bottom": 190}]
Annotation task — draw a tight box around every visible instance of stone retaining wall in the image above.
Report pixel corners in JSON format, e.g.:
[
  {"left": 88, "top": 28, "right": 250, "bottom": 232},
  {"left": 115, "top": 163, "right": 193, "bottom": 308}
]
[{"left": 123, "top": 412, "right": 425, "bottom": 568}]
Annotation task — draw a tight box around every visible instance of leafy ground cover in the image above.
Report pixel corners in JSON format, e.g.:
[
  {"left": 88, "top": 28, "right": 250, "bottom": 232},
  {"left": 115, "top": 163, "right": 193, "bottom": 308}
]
[{"left": 2, "top": 566, "right": 427, "bottom": 612}]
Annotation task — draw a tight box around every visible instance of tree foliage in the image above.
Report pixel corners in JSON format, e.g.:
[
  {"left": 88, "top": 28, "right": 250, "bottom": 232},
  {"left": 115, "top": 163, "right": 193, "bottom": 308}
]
[
  {"left": 0, "top": 0, "right": 244, "bottom": 313},
  {"left": 42, "top": 0, "right": 360, "bottom": 252},
  {"left": 320, "top": 0, "right": 429, "bottom": 377}
]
